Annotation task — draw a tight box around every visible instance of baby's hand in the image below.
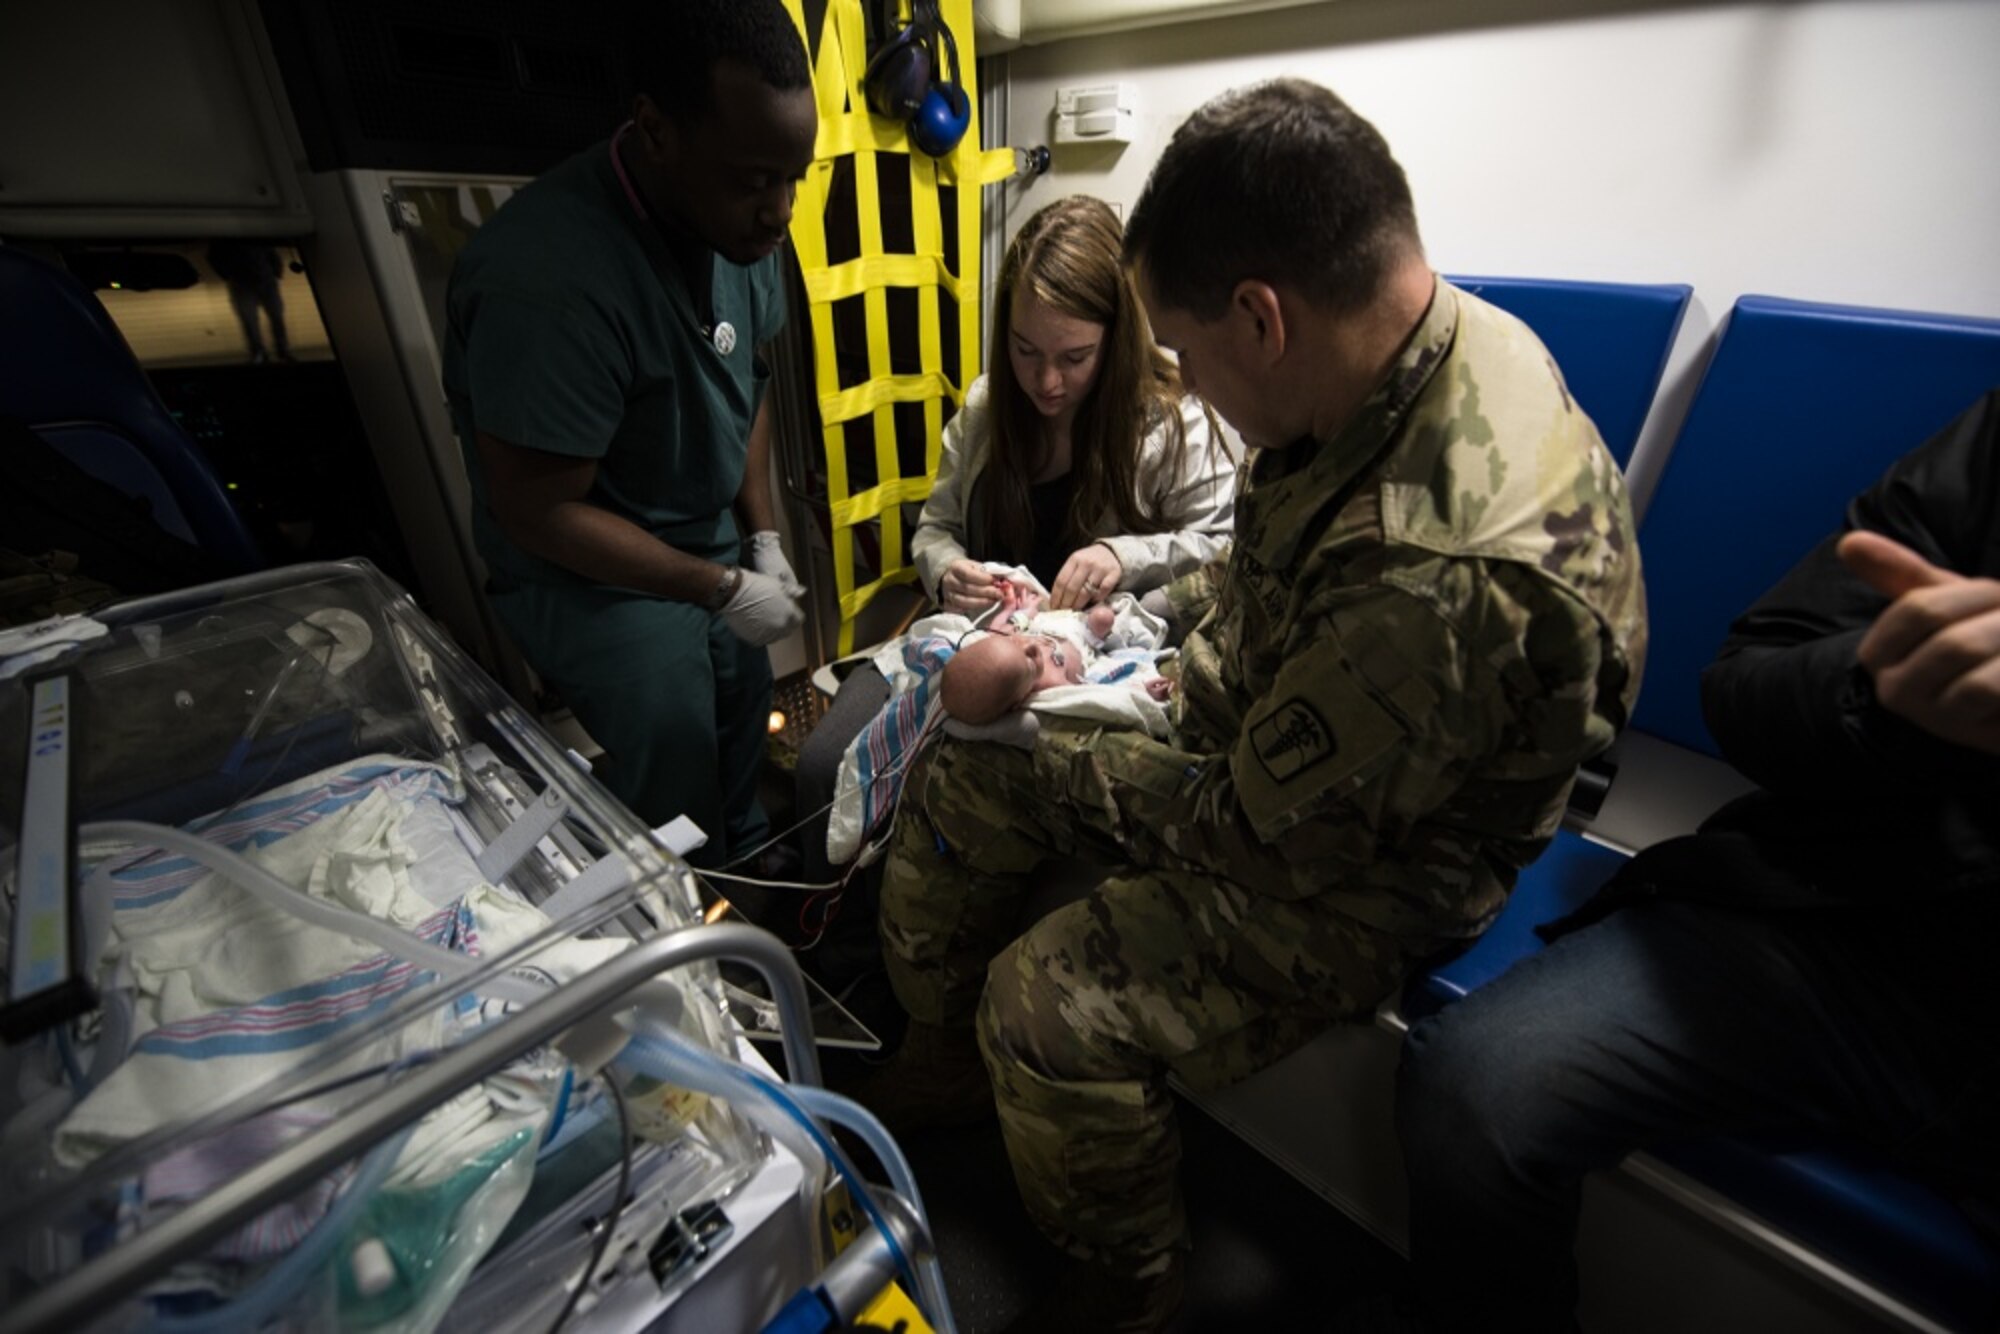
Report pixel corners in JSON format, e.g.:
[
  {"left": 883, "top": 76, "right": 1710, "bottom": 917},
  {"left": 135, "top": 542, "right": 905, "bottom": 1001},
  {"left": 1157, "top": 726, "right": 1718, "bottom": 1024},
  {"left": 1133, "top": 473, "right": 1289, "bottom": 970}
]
[
  {"left": 995, "top": 577, "right": 1041, "bottom": 620},
  {"left": 1146, "top": 677, "right": 1174, "bottom": 701},
  {"left": 1085, "top": 604, "right": 1117, "bottom": 640}
]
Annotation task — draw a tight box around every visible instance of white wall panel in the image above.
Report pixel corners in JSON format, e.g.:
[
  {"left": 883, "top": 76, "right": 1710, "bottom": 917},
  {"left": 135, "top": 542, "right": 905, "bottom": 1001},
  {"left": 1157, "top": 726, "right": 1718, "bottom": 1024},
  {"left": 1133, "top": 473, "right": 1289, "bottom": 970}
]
[
  {"left": 1001, "top": 1, "right": 2000, "bottom": 321},
  {"left": 999, "top": 0, "right": 2000, "bottom": 509}
]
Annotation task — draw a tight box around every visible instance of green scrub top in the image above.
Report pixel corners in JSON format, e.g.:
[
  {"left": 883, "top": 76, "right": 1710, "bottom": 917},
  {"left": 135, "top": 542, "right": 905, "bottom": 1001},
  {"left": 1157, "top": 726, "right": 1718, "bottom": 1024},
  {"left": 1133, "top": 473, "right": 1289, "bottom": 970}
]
[{"left": 443, "top": 139, "right": 787, "bottom": 587}]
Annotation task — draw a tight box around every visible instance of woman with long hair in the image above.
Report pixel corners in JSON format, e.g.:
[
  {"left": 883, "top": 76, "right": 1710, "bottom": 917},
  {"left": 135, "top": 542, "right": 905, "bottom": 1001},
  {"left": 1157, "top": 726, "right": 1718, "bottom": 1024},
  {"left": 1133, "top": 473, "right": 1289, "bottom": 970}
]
[
  {"left": 793, "top": 194, "right": 1235, "bottom": 894},
  {"left": 916, "top": 193, "right": 1233, "bottom": 613}
]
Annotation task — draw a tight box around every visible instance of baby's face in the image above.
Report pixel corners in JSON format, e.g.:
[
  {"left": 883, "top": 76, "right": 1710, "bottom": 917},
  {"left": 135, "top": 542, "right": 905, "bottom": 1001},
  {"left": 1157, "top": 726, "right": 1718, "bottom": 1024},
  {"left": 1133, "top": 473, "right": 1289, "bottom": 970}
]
[
  {"left": 1021, "top": 633, "right": 1085, "bottom": 689},
  {"left": 979, "top": 633, "right": 1083, "bottom": 709}
]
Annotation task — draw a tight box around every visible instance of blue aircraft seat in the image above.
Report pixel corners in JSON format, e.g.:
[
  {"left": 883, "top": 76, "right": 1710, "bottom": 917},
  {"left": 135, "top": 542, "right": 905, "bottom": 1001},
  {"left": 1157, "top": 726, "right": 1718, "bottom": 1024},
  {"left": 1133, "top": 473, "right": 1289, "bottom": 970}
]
[
  {"left": 1399, "top": 293, "right": 2000, "bottom": 1330},
  {"left": 1631, "top": 295, "right": 2000, "bottom": 757},
  {"left": 1665, "top": 1137, "right": 2000, "bottom": 1330},
  {"left": 1400, "top": 829, "right": 1627, "bottom": 1025},
  {"left": 1446, "top": 275, "right": 1692, "bottom": 466},
  {"left": 0, "top": 246, "right": 262, "bottom": 571}
]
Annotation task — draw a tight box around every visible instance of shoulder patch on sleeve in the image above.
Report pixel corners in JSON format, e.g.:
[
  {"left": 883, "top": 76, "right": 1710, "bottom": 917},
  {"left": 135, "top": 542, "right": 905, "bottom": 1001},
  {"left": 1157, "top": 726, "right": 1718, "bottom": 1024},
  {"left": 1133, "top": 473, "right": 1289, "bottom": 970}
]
[
  {"left": 1233, "top": 657, "right": 1409, "bottom": 841},
  {"left": 1251, "top": 698, "right": 1336, "bottom": 782}
]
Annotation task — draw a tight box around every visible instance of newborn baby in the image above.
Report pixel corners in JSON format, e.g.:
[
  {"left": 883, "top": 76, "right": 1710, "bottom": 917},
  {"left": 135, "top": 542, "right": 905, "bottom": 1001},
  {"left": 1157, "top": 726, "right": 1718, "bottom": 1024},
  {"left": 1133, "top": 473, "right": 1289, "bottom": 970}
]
[
  {"left": 939, "top": 594, "right": 1174, "bottom": 726},
  {"left": 825, "top": 571, "right": 1174, "bottom": 866}
]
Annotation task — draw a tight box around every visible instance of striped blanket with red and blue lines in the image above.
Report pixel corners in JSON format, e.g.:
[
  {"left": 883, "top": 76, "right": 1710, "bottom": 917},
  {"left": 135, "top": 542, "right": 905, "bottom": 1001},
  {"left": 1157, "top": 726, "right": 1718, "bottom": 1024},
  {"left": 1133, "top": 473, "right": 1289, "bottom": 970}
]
[
  {"left": 102, "top": 762, "right": 453, "bottom": 914},
  {"left": 843, "top": 635, "right": 954, "bottom": 862}
]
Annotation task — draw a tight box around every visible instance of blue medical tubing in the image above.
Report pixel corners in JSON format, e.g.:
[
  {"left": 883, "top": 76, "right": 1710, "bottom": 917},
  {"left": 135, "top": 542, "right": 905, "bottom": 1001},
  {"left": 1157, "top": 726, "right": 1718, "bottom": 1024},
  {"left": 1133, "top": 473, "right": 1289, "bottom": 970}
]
[
  {"left": 3, "top": 925, "right": 808, "bottom": 1334},
  {"left": 784, "top": 1083, "right": 952, "bottom": 1329},
  {"left": 53, "top": 1027, "right": 87, "bottom": 1091},
  {"left": 615, "top": 1033, "right": 956, "bottom": 1334},
  {"left": 613, "top": 1035, "right": 926, "bottom": 1317}
]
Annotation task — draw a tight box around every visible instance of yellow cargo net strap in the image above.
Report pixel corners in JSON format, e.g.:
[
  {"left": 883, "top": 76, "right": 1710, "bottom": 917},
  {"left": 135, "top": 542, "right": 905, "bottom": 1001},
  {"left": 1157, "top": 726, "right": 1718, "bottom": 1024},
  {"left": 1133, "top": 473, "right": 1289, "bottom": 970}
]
[{"left": 781, "top": 0, "right": 1014, "bottom": 655}]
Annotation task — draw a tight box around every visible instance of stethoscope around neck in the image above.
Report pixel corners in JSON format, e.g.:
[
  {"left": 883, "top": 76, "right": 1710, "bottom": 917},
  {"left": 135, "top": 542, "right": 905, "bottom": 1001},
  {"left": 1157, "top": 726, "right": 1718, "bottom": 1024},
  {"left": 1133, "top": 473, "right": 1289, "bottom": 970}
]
[{"left": 609, "top": 120, "right": 738, "bottom": 358}]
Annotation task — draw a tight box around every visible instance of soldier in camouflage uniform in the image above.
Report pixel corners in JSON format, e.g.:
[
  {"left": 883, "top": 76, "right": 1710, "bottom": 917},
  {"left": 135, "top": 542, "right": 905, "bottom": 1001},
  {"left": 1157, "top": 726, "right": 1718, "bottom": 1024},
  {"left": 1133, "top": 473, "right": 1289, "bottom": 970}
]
[{"left": 859, "top": 79, "right": 1647, "bottom": 1332}]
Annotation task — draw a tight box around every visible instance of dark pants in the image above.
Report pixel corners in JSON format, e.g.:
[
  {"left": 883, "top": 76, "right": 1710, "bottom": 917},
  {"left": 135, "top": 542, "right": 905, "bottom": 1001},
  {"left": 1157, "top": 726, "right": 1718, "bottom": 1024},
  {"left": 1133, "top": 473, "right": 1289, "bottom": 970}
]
[
  {"left": 1397, "top": 895, "right": 2000, "bottom": 1332},
  {"left": 488, "top": 579, "right": 772, "bottom": 868}
]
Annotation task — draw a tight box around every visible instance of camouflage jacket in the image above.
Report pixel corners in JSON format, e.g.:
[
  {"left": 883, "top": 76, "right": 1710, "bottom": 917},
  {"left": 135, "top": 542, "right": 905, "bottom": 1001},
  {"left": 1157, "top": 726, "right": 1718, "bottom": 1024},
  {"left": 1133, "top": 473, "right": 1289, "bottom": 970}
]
[{"left": 1040, "top": 278, "right": 1647, "bottom": 940}]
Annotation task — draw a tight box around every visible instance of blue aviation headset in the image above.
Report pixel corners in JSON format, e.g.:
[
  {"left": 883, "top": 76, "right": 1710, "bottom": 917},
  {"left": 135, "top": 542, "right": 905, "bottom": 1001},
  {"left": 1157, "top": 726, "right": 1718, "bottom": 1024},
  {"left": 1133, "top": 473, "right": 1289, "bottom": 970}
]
[{"left": 864, "top": 0, "right": 970, "bottom": 157}]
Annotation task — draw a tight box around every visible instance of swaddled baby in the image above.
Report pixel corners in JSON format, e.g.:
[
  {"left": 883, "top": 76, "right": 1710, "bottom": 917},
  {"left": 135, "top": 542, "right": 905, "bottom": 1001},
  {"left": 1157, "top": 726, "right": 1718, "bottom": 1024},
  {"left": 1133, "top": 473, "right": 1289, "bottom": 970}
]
[
  {"left": 825, "top": 566, "right": 1176, "bottom": 867},
  {"left": 938, "top": 573, "right": 1175, "bottom": 726}
]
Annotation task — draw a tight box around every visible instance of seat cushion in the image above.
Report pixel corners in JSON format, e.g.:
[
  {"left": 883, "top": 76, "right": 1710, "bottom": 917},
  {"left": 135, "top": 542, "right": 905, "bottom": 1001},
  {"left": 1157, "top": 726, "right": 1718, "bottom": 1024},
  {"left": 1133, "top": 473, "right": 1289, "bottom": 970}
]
[
  {"left": 1404, "top": 826, "right": 2000, "bottom": 1327},
  {"left": 1401, "top": 828, "right": 1629, "bottom": 1024},
  {"left": 1632, "top": 296, "right": 2000, "bottom": 756},
  {"left": 1658, "top": 1136, "right": 2000, "bottom": 1330}
]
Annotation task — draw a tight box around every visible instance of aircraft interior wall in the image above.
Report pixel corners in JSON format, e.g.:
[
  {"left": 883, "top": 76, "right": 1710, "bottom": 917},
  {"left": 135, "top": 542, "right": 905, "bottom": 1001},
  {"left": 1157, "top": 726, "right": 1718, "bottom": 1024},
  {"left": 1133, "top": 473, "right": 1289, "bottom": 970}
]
[
  {"left": 3, "top": 5, "right": 1998, "bottom": 1327},
  {"left": 1000, "top": 0, "right": 2000, "bottom": 511}
]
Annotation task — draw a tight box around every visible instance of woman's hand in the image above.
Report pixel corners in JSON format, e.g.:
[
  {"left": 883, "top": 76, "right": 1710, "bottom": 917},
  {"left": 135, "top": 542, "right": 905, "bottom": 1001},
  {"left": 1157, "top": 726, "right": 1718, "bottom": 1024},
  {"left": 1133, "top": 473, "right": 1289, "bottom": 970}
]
[
  {"left": 1049, "top": 544, "right": 1124, "bottom": 610},
  {"left": 940, "top": 559, "right": 1002, "bottom": 615}
]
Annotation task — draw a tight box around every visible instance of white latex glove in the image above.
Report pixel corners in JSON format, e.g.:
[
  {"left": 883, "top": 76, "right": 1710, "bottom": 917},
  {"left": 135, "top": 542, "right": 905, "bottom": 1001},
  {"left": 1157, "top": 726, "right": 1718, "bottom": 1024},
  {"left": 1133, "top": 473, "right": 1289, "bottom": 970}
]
[
  {"left": 720, "top": 568, "right": 806, "bottom": 645},
  {"left": 942, "top": 709, "right": 1040, "bottom": 750},
  {"left": 746, "top": 530, "right": 806, "bottom": 599}
]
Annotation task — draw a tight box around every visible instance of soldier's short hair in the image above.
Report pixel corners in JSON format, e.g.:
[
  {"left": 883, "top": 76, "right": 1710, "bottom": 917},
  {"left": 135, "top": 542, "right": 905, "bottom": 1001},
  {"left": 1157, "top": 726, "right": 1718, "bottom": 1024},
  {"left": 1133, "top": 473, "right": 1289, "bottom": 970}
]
[
  {"left": 1125, "top": 79, "right": 1422, "bottom": 321},
  {"left": 630, "top": 0, "right": 811, "bottom": 125}
]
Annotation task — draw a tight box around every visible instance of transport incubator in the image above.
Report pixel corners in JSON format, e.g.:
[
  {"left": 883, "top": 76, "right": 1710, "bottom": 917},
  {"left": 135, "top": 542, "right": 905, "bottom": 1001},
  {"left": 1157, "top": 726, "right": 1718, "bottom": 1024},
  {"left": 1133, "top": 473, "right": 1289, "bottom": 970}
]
[{"left": 0, "top": 560, "right": 935, "bottom": 1334}]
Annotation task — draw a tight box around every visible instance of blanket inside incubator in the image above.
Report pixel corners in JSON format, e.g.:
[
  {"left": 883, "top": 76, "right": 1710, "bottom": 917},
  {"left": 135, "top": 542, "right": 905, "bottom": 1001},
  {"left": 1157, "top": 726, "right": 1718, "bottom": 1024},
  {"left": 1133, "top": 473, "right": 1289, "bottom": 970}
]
[{"left": 44, "top": 755, "right": 626, "bottom": 1318}]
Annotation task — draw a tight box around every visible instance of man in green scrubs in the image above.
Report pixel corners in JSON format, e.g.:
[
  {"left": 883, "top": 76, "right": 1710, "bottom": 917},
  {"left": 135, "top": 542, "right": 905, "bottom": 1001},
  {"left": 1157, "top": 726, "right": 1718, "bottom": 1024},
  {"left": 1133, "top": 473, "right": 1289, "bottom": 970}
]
[{"left": 443, "top": 0, "right": 816, "bottom": 867}]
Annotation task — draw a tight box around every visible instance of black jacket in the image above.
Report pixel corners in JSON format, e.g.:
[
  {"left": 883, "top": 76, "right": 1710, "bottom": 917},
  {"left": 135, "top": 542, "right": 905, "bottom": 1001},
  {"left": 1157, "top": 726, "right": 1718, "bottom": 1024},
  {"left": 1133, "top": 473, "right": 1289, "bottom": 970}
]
[{"left": 1587, "top": 389, "right": 2000, "bottom": 915}]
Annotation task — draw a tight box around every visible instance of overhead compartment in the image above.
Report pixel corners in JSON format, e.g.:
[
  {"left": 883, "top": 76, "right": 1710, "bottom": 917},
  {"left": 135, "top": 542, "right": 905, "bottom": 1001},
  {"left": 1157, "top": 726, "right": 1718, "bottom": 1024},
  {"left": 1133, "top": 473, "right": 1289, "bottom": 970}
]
[{"left": 0, "top": 1, "right": 312, "bottom": 239}]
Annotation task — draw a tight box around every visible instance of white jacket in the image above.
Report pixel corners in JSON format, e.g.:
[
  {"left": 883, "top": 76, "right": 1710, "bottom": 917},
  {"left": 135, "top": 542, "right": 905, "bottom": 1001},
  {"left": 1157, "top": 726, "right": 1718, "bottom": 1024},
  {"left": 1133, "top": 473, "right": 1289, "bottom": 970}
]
[{"left": 911, "top": 376, "right": 1237, "bottom": 599}]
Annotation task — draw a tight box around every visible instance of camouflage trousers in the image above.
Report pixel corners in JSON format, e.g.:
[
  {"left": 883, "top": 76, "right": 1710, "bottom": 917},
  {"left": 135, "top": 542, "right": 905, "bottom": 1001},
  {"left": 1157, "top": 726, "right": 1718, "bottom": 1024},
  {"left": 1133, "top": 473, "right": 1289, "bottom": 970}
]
[{"left": 880, "top": 730, "right": 1427, "bottom": 1269}]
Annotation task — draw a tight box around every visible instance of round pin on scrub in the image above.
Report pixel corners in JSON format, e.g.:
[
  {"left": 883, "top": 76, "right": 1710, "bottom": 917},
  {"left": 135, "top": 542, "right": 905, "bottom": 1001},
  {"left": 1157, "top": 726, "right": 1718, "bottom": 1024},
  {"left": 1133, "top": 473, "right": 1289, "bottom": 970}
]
[{"left": 712, "top": 321, "right": 737, "bottom": 356}]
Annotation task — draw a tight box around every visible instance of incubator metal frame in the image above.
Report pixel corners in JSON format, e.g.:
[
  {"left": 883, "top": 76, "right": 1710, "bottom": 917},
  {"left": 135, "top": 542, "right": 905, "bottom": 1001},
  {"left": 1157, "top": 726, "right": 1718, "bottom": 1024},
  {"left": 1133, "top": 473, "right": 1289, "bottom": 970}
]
[
  {"left": 0, "top": 560, "right": 926, "bottom": 1334},
  {"left": 1, "top": 925, "right": 821, "bottom": 1334}
]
